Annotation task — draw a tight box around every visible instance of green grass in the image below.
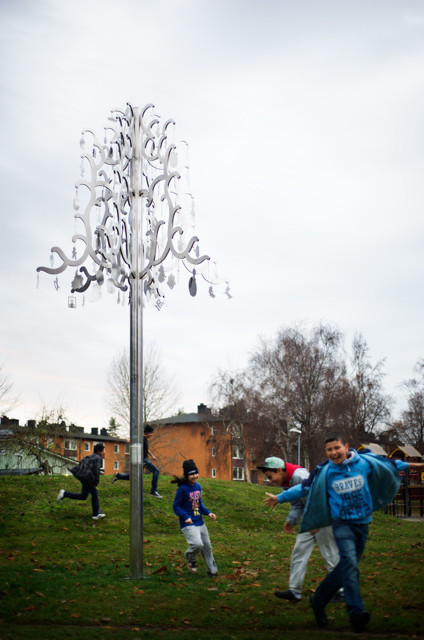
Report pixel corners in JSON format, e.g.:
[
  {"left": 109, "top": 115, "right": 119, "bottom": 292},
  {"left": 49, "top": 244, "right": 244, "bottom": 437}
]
[{"left": 0, "top": 474, "right": 423, "bottom": 639}]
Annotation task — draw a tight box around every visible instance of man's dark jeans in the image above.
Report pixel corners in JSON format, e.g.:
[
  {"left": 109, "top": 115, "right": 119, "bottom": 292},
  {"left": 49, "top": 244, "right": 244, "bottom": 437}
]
[
  {"left": 64, "top": 482, "right": 99, "bottom": 516},
  {"left": 144, "top": 458, "right": 159, "bottom": 493},
  {"left": 115, "top": 459, "right": 159, "bottom": 493},
  {"left": 312, "top": 520, "right": 369, "bottom": 620}
]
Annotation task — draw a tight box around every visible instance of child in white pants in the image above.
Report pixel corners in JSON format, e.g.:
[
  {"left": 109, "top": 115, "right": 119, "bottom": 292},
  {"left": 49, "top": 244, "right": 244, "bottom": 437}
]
[{"left": 172, "top": 459, "right": 218, "bottom": 576}]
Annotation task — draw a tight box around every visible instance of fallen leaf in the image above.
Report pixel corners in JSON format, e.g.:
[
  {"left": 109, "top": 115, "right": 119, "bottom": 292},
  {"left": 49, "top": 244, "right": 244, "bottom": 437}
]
[
  {"left": 70, "top": 613, "right": 81, "bottom": 618},
  {"left": 33, "top": 569, "right": 44, "bottom": 572},
  {"left": 145, "top": 562, "right": 152, "bottom": 566},
  {"left": 36, "top": 592, "right": 45, "bottom": 598},
  {"left": 100, "top": 617, "right": 111, "bottom": 623},
  {"left": 152, "top": 565, "right": 168, "bottom": 575}
]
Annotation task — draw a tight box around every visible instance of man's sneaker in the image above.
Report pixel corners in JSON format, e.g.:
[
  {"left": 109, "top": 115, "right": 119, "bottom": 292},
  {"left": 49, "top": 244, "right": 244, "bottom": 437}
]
[
  {"left": 309, "top": 596, "right": 328, "bottom": 628},
  {"left": 56, "top": 489, "right": 65, "bottom": 503},
  {"left": 274, "top": 589, "right": 301, "bottom": 602},
  {"left": 187, "top": 562, "right": 197, "bottom": 574},
  {"left": 150, "top": 491, "right": 162, "bottom": 498},
  {"left": 206, "top": 570, "right": 218, "bottom": 577},
  {"left": 351, "top": 611, "right": 370, "bottom": 634},
  {"left": 111, "top": 473, "right": 118, "bottom": 484},
  {"left": 92, "top": 513, "right": 106, "bottom": 520}
]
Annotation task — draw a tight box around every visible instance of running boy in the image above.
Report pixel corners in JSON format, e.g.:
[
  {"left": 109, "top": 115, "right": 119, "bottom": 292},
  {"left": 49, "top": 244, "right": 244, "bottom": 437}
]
[
  {"left": 111, "top": 424, "right": 162, "bottom": 498},
  {"left": 172, "top": 459, "right": 218, "bottom": 576},
  {"left": 257, "top": 456, "right": 342, "bottom": 603},
  {"left": 57, "top": 442, "right": 106, "bottom": 520},
  {"left": 263, "top": 433, "right": 424, "bottom": 633}
]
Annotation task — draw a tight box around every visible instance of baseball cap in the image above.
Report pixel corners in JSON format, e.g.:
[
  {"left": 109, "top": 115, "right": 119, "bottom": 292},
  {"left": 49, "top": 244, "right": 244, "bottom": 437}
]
[{"left": 256, "top": 456, "right": 285, "bottom": 471}]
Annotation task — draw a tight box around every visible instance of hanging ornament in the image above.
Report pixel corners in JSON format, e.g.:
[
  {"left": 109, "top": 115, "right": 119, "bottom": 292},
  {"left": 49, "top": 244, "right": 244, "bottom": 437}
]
[
  {"left": 189, "top": 269, "right": 197, "bottom": 297},
  {"left": 36, "top": 273, "right": 39, "bottom": 289},
  {"left": 80, "top": 133, "right": 85, "bottom": 150},
  {"left": 167, "top": 274, "right": 176, "bottom": 289}
]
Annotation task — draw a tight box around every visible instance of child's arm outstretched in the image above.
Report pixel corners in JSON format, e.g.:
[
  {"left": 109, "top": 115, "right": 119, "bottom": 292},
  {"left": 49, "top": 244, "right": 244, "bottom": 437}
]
[
  {"left": 263, "top": 482, "right": 308, "bottom": 510},
  {"left": 407, "top": 462, "right": 424, "bottom": 472}
]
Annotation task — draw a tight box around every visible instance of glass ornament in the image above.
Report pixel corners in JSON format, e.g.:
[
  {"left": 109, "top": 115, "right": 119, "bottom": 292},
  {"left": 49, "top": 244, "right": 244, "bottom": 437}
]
[{"left": 106, "top": 278, "right": 114, "bottom": 294}]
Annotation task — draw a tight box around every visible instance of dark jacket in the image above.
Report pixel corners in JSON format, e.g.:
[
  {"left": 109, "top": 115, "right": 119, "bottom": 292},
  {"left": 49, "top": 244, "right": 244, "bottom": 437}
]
[{"left": 70, "top": 452, "right": 103, "bottom": 486}]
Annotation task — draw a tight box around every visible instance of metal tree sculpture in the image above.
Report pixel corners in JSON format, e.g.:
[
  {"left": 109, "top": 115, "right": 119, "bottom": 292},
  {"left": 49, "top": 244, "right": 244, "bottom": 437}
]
[{"left": 37, "top": 103, "right": 229, "bottom": 578}]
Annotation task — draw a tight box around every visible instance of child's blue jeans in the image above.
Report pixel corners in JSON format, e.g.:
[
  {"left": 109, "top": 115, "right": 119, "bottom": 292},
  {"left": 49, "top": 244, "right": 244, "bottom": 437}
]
[{"left": 312, "top": 520, "right": 369, "bottom": 620}]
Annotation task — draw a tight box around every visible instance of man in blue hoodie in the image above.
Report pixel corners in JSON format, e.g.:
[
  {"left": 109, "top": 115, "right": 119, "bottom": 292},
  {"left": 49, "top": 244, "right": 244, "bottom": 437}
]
[{"left": 263, "top": 432, "right": 424, "bottom": 634}]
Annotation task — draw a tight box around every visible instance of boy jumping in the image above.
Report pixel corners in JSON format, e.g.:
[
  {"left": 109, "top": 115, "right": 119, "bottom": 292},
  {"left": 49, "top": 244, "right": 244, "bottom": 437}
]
[{"left": 263, "top": 432, "right": 424, "bottom": 633}]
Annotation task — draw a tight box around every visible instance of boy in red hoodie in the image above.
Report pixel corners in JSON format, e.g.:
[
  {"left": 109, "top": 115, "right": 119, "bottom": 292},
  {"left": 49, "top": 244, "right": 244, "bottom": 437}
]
[{"left": 258, "top": 456, "right": 342, "bottom": 603}]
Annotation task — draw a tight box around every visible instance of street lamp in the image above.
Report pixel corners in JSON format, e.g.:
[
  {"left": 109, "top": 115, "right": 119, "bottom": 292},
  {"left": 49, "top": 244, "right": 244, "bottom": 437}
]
[
  {"left": 37, "top": 103, "right": 229, "bottom": 579},
  {"left": 289, "top": 427, "right": 302, "bottom": 466}
]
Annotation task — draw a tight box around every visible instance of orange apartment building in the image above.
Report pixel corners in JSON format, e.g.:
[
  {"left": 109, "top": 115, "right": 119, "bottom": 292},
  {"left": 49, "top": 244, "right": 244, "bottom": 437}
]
[{"left": 151, "top": 404, "right": 260, "bottom": 483}]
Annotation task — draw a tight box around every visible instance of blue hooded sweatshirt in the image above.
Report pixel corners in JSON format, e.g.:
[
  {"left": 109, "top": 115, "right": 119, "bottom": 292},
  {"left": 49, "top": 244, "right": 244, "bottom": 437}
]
[
  {"left": 173, "top": 481, "right": 211, "bottom": 529},
  {"left": 275, "top": 449, "right": 407, "bottom": 533}
]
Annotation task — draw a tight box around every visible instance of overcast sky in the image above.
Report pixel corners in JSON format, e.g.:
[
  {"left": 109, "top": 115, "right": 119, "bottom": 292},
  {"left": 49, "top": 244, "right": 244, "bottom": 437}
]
[{"left": 1, "top": 0, "right": 424, "bottom": 432}]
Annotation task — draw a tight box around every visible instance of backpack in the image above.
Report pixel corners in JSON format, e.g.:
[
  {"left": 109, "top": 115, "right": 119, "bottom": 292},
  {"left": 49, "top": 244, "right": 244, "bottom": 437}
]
[{"left": 69, "top": 455, "right": 99, "bottom": 486}]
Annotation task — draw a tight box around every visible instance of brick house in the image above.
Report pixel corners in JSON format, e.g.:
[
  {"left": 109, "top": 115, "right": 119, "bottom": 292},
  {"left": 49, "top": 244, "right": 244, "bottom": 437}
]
[
  {"left": 55, "top": 426, "right": 129, "bottom": 475},
  {"left": 151, "top": 404, "right": 260, "bottom": 483},
  {"left": 0, "top": 417, "right": 128, "bottom": 476}
]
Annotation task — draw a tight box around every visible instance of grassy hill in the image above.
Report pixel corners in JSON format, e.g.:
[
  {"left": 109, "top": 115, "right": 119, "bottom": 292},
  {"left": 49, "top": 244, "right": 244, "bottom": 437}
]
[{"left": 0, "top": 473, "right": 423, "bottom": 639}]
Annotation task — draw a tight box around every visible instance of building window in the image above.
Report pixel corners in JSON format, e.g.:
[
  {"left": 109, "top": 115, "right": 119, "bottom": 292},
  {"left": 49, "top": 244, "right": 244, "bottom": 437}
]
[
  {"left": 212, "top": 468, "right": 216, "bottom": 478},
  {"left": 211, "top": 426, "right": 216, "bottom": 436},
  {"left": 211, "top": 447, "right": 216, "bottom": 457},
  {"left": 65, "top": 439, "right": 77, "bottom": 451},
  {"left": 233, "top": 467, "right": 244, "bottom": 481},
  {"left": 114, "top": 444, "right": 119, "bottom": 454},
  {"left": 125, "top": 442, "right": 130, "bottom": 455},
  {"left": 233, "top": 445, "right": 242, "bottom": 459},
  {"left": 114, "top": 461, "right": 119, "bottom": 470},
  {"left": 84, "top": 442, "right": 90, "bottom": 452}
]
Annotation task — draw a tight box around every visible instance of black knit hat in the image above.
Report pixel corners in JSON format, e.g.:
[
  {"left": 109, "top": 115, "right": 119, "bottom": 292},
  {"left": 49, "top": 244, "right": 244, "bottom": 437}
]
[
  {"left": 144, "top": 424, "right": 154, "bottom": 434},
  {"left": 182, "top": 459, "right": 198, "bottom": 477}
]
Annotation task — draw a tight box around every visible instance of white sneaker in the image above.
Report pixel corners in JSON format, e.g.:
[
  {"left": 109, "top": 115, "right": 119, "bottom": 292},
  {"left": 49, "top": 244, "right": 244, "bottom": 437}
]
[
  {"left": 92, "top": 513, "right": 106, "bottom": 520},
  {"left": 150, "top": 491, "right": 162, "bottom": 498},
  {"left": 56, "top": 489, "right": 65, "bottom": 503}
]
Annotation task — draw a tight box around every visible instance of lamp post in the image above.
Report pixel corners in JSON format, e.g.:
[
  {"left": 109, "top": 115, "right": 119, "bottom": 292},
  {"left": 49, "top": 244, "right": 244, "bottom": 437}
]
[
  {"left": 289, "top": 427, "right": 302, "bottom": 466},
  {"left": 37, "top": 103, "right": 229, "bottom": 579}
]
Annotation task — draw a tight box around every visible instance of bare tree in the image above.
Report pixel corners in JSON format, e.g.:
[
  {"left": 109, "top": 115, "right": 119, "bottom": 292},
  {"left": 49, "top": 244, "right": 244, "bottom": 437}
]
[
  {"left": 248, "top": 323, "right": 346, "bottom": 469},
  {"left": 0, "top": 361, "right": 20, "bottom": 416},
  {"left": 1, "top": 399, "right": 69, "bottom": 475},
  {"left": 333, "top": 334, "right": 393, "bottom": 445},
  {"left": 396, "top": 359, "right": 424, "bottom": 451},
  {"left": 209, "top": 369, "right": 253, "bottom": 482},
  {"left": 104, "top": 341, "right": 181, "bottom": 435}
]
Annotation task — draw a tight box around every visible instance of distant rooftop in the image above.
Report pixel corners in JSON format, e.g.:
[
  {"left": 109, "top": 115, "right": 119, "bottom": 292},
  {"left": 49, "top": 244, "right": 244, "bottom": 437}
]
[{"left": 153, "top": 403, "right": 220, "bottom": 425}]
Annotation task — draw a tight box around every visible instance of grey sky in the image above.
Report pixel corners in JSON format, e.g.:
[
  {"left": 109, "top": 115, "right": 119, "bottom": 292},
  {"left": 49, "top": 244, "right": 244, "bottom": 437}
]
[{"left": 1, "top": 0, "right": 424, "bottom": 429}]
